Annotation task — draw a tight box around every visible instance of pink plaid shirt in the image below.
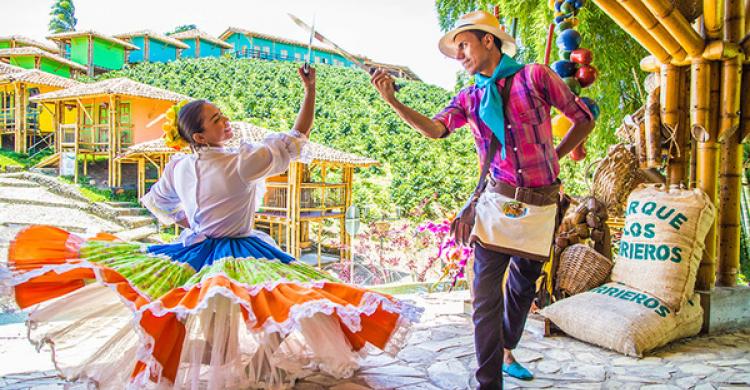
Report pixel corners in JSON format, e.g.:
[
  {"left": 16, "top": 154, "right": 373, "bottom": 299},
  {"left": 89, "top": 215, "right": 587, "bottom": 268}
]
[{"left": 433, "top": 64, "right": 593, "bottom": 188}]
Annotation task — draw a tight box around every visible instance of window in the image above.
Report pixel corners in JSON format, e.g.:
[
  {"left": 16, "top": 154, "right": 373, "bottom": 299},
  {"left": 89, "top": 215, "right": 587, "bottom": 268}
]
[
  {"left": 314, "top": 56, "right": 320, "bottom": 63},
  {"left": 295, "top": 53, "right": 301, "bottom": 61},
  {"left": 263, "top": 47, "right": 270, "bottom": 59},
  {"left": 280, "top": 49, "right": 288, "bottom": 59}
]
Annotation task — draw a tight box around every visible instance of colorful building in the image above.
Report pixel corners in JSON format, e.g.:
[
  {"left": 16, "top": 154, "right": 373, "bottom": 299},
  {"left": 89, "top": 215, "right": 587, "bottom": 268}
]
[
  {"left": 0, "top": 68, "right": 80, "bottom": 153},
  {"left": 168, "top": 29, "right": 231, "bottom": 59},
  {"left": 116, "top": 121, "right": 378, "bottom": 264},
  {"left": 47, "top": 30, "right": 139, "bottom": 77},
  {"left": 0, "top": 47, "right": 87, "bottom": 78},
  {"left": 218, "top": 27, "right": 421, "bottom": 81},
  {"left": 0, "top": 35, "right": 60, "bottom": 54},
  {"left": 115, "top": 30, "right": 189, "bottom": 64},
  {"left": 31, "top": 77, "right": 189, "bottom": 186}
]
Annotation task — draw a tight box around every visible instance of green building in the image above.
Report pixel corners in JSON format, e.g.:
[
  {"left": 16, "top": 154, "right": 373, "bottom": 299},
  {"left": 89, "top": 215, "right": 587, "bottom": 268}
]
[
  {"left": 47, "top": 30, "right": 139, "bottom": 77},
  {"left": 0, "top": 47, "right": 87, "bottom": 78}
]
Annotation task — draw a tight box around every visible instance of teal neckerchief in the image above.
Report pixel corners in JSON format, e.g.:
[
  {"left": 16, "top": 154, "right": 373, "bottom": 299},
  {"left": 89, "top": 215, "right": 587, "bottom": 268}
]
[{"left": 474, "top": 55, "right": 524, "bottom": 160}]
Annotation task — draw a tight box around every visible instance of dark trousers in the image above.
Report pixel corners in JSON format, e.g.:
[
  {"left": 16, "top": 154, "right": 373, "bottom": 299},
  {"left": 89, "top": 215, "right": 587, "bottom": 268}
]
[{"left": 472, "top": 244, "right": 544, "bottom": 390}]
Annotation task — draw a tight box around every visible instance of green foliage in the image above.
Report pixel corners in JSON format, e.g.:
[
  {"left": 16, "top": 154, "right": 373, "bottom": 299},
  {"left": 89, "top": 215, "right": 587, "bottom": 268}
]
[
  {"left": 434, "top": 0, "right": 648, "bottom": 195},
  {"left": 98, "top": 58, "right": 476, "bottom": 219},
  {"left": 48, "top": 0, "right": 77, "bottom": 33},
  {"left": 0, "top": 148, "right": 53, "bottom": 169}
]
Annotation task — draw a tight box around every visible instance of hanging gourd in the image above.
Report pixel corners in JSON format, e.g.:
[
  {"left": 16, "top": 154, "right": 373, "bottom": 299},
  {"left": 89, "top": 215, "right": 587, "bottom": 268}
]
[{"left": 549, "top": 0, "right": 598, "bottom": 162}]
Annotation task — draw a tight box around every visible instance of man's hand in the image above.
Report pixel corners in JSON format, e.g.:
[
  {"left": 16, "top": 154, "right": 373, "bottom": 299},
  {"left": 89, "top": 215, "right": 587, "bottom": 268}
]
[
  {"left": 370, "top": 69, "right": 397, "bottom": 104},
  {"left": 450, "top": 197, "right": 477, "bottom": 246}
]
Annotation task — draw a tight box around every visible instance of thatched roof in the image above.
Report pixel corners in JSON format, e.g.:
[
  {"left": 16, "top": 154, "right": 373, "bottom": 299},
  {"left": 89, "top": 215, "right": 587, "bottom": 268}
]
[
  {"left": 47, "top": 30, "right": 140, "bottom": 50},
  {"left": 0, "top": 35, "right": 60, "bottom": 54},
  {"left": 0, "top": 69, "right": 81, "bottom": 88},
  {"left": 218, "top": 27, "right": 367, "bottom": 59},
  {"left": 117, "top": 121, "right": 378, "bottom": 167},
  {"left": 115, "top": 30, "right": 190, "bottom": 49},
  {"left": 168, "top": 29, "right": 232, "bottom": 49},
  {"left": 30, "top": 77, "right": 190, "bottom": 102},
  {"left": 0, "top": 47, "right": 87, "bottom": 72},
  {"left": 0, "top": 62, "right": 24, "bottom": 75}
]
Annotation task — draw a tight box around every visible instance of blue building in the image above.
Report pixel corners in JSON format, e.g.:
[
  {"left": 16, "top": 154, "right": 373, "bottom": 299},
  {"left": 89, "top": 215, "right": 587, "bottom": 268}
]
[
  {"left": 169, "top": 29, "right": 232, "bottom": 59},
  {"left": 218, "top": 27, "right": 421, "bottom": 81},
  {"left": 115, "top": 30, "right": 189, "bottom": 64}
]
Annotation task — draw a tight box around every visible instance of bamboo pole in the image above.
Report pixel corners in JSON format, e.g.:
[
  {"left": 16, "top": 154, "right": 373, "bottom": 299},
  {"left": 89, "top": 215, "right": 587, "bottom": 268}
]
[
  {"left": 703, "top": 40, "right": 742, "bottom": 60},
  {"left": 13, "top": 83, "right": 21, "bottom": 153},
  {"left": 645, "top": 85, "right": 662, "bottom": 167},
  {"left": 696, "top": 61, "right": 722, "bottom": 291},
  {"left": 716, "top": 0, "right": 745, "bottom": 285},
  {"left": 618, "top": 0, "right": 687, "bottom": 61},
  {"left": 667, "top": 66, "right": 691, "bottom": 185},
  {"left": 641, "top": 0, "right": 706, "bottom": 58},
  {"left": 726, "top": 0, "right": 745, "bottom": 43},
  {"left": 660, "top": 64, "right": 685, "bottom": 185},
  {"left": 706, "top": 0, "right": 726, "bottom": 38},
  {"left": 742, "top": 63, "right": 750, "bottom": 143},
  {"left": 592, "top": 0, "right": 672, "bottom": 62}
]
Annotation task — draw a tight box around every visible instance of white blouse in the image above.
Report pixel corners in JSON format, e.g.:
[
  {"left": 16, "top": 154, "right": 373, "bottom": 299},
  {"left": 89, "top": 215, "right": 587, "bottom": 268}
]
[{"left": 141, "top": 130, "right": 309, "bottom": 245}]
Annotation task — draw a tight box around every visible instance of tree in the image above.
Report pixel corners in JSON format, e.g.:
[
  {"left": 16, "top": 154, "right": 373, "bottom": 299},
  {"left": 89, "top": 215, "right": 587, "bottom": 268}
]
[
  {"left": 48, "top": 0, "right": 77, "bottom": 33},
  {"left": 435, "top": 0, "right": 648, "bottom": 194},
  {"left": 167, "top": 25, "right": 198, "bottom": 35}
]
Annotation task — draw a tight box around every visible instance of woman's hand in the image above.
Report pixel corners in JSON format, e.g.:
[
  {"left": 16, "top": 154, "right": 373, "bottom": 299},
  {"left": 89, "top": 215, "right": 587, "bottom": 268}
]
[
  {"left": 293, "top": 65, "right": 316, "bottom": 136},
  {"left": 299, "top": 65, "right": 316, "bottom": 91},
  {"left": 371, "top": 68, "right": 397, "bottom": 104}
]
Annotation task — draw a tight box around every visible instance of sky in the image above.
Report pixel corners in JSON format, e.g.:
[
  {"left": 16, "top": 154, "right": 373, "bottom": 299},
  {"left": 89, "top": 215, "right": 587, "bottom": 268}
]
[{"left": 3, "top": 0, "right": 463, "bottom": 90}]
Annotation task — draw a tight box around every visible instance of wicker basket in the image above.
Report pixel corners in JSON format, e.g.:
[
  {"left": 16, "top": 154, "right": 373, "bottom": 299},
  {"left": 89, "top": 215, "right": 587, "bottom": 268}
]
[
  {"left": 615, "top": 106, "right": 645, "bottom": 144},
  {"left": 588, "top": 143, "right": 647, "bottom": 218},
  {"left": 556, "top": 244, "right": 614, "bottom": 296}
]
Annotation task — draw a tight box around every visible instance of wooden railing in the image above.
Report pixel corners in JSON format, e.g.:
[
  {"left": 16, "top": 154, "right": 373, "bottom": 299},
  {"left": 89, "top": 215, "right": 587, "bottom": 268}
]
[{"left": 259, "top": 182, "right": 346, "bottom": 213}]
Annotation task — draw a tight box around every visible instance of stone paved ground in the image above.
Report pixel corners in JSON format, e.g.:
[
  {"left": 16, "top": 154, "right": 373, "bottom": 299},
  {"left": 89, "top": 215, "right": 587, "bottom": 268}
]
[{"left": 1, "top": 290, "right": 749, "bottom": 389}]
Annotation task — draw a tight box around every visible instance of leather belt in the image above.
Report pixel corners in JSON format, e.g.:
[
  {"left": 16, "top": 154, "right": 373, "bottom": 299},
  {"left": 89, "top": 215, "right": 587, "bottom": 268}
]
[{"left": 486, "top": 178, "right": 560, "bottom": 207}]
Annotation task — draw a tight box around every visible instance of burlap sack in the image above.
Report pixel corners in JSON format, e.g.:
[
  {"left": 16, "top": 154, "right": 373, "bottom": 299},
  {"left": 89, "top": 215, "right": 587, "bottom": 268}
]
[
  {"left": 610, "top": 184, "right": 715, "bottom": 310},
  {"left": 541, "top": 282, "right": 703, "bottom": 357}
]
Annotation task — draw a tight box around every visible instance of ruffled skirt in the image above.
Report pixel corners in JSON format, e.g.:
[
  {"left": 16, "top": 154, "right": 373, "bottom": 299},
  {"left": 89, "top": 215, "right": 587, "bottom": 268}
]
[{"left": 1, "top": 226, "right": 421, "bottom": 389}]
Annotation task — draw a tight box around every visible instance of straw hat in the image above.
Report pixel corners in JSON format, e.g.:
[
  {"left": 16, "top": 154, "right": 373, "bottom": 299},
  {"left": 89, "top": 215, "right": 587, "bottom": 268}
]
[{"left": 438, "top": 10, "right": 517, "bottom": 59}]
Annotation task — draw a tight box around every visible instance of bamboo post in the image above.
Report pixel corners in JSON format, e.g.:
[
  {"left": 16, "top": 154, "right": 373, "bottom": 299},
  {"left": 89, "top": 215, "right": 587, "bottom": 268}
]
[
  {"left": 87, "top": 35, "right": 94, "bottom": 77},
  {"left": 696, "top": 61, "right": 722, "bottom": 291},
  {"left": 660, "top": 64, "right": 684, "bottom": 185},
  {"left": 667, "top": 68, "right": 690, "bottom": 186},
  {"left": 645, "top": 86, "right": 661, "bottom": 167},
  {"left": 13, "top": 83, "right": 21, "bottom": 153},
  {"left": 678, "top": 65, "right": 692, "bottom": 185},
  {"left": 295, "top": 162, "right": 304, "bottom": 258},
  {"left": 706, "top": 0, "right": 726, "bottom": 38},
  {"left": 742, "top": 63, "right": 750, "bottom": 143},
  {"left": 716, "top": 0, "right": 745, "bottom": 286},
  {"left": 138, "top": 158, "right": 145, "bottom": 199},
  {"left": 592, "top": 0, "right": 672, "bottom": 62},
  {"left": 641, "top": 0, "right": 706, "bottom": 57},
  {"left": 618, "top": 0, "right": 687, "bottom": 61}
]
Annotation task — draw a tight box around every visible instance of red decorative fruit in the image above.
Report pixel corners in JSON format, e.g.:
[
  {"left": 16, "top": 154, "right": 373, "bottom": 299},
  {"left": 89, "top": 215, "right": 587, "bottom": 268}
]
[
  {"left": 570, "top": 48, "right": 593, "bottom": 65},
  {"left": 576, "top": 65, "right": 597, "bottom": 88}
]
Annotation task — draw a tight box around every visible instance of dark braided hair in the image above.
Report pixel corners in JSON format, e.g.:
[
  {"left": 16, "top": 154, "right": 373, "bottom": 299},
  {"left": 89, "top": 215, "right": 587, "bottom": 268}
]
[{"left": 177, "top": 99, "right": 208, "bottom": 149}]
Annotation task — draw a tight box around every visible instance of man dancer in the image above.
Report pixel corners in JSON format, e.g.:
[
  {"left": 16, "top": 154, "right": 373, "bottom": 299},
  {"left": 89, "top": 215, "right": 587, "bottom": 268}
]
[{"left": 370, "top": 10, "right": 595, "bottom": 389}]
